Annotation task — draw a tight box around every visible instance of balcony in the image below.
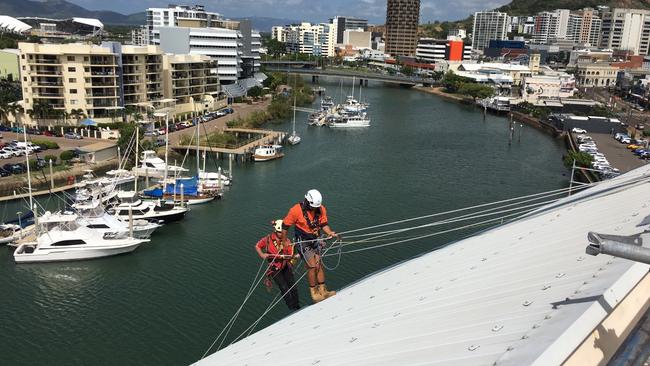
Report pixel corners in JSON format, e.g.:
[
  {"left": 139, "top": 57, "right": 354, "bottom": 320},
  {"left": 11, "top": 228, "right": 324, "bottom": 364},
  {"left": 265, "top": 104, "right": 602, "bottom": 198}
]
[
  {"left": 33, "top": 93, "right": 64, "bottom": 98},
  {"left": 31, "top": 69, "right": 62, "bottom": 76},
  {"left": 31, "top": 58, "right": 60, "bottom": 65},
  {"left": 89, "top": 82, "right": 117, "bottom": 87},
  {"left": 91, "top": 71, "right": 116, "bottom": 77},
  {"left": 34, "top": 81, "right": 63, "bottom": 87},
  {"left": 88, "top": 92, "right": 117, "bottom": 98}
]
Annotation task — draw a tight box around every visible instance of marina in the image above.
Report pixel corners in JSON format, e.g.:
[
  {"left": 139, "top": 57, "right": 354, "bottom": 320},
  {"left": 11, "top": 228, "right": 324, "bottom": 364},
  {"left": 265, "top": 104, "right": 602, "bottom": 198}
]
[{"left": 0, "top": 78, "right": 568, "bottom": 365}]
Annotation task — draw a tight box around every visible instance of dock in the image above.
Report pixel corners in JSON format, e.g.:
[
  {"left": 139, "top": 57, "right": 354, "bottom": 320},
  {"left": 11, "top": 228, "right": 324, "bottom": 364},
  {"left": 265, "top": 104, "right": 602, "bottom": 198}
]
[{"left": 173, "top": 128, "right": 286, "bottom": 162}]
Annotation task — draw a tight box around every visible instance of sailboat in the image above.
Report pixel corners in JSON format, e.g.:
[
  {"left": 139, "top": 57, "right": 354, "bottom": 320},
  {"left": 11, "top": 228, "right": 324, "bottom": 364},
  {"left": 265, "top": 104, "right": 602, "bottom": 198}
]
[{"left": 287, "top": 95, "right": 301, "bottom": 145}]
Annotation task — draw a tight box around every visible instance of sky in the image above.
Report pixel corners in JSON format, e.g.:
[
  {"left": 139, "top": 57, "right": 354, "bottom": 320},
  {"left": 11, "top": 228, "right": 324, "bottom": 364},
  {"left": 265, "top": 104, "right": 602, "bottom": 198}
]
[{"left": 69, "top": 0, "right": 512, "bottom": 23}]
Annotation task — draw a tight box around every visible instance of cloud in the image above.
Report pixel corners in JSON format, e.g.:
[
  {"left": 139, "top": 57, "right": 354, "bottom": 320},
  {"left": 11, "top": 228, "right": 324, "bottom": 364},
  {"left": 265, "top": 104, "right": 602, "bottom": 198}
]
[{"left": 70, "top": 0, "right": 512, "bottom": 23}]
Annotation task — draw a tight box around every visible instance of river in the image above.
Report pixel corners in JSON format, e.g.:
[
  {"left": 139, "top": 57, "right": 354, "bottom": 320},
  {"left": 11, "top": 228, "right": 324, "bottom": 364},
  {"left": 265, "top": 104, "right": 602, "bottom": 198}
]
[{"left": 0, "top": 78, "right": 568, "bottom": 365}]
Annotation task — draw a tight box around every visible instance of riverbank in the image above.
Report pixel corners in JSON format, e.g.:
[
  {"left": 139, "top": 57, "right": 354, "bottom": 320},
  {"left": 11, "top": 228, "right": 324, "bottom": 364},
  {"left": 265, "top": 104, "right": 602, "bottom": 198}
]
[{"left": 413, "top": 86, "right": 474, "bottom": 105}]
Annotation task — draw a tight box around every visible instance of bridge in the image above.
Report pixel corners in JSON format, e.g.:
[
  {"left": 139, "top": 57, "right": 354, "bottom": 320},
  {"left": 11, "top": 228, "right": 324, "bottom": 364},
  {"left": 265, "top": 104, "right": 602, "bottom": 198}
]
[
  {"left": 259, "top": 60, "right": 318, "bottom": 68},
  {"left": 262, "top": 67, "right": 438, "bottom": 86}
]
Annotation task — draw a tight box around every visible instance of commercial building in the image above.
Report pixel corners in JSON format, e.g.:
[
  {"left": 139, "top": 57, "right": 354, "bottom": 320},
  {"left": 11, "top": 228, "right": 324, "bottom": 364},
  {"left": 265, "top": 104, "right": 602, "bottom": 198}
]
[
  {"left": 453, "top": 62, "right": 533, "bottom": 86},
  {"left": 343, "top": 29, "right": 371, "bottom": 49},
  {"left": 472, "top": 11, "right": 508, "bottom": 51},
  {"left": 415, "top": 37, "right": 471, "bottom": 62},
  {"left": 0, "top": 49, "right": 20, "bottom": 80},
  {"left": 0, "top": 16, "right": 31, "bottom": 34},
  {"left": 144, "top": 5, "right": 261, "bottom": 82},
  {"left": 483, "top": 40, "right": 528, "bottom": 59},
  {"left": 385, "top": 0, "right": 420, "bottom": 56},
  {"left": 600, "top": 8, "right": 650, "bottom": 55},
  {"left": 17, "top": 42, "right": 222, "bottom": 126},
  {"left": 575, "top": 62, "right": 619, "bottom": 87},
  {"left": 521, "top": 74, "right": 576, "bottom": 102},
  {"left": 330, "top": 16, "right": 368, "bottom": 44}
]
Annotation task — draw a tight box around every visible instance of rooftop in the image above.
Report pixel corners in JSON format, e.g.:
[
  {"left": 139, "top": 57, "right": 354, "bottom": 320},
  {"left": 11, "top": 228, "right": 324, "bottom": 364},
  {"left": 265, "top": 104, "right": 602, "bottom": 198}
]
[{"left": 197, "top": 165, "right": 650, "bottom": 366}]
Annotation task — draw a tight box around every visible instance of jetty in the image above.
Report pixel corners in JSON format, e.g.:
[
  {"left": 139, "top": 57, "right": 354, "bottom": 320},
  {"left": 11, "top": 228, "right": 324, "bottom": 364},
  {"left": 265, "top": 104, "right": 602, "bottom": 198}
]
[{"left": 173, "top": 127, "right": 286, "bottom": 162}]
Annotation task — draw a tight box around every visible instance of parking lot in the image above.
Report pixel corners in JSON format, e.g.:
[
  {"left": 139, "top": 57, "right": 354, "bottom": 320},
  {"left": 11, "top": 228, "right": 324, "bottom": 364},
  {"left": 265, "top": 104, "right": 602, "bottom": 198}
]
[
  {"left": 0, "top": 132, "right": 107, "bottom": 166},
  {"left": 586, "top": 133, "right": 647, "bottom": 173}
]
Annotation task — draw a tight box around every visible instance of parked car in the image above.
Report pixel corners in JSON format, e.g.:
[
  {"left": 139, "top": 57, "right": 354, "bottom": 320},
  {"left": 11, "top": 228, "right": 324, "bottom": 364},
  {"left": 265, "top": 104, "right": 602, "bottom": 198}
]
[
  {"left": 0, "top": 125, "right": 10, "bottom": 132},
  {"left": 0, "top": 167, "right": 10, "bottom": 177},
  {"left": 64, "top": 132, "right": 82, "bottom": 139},
  {"left": 3, "top": 163, "right": 24, "bottom": 174},
  {"left": 572, "top": 128, "right": 587, "bottom": 134},
  {"left": 26, "top": 128, "right": 42, "bottom": 135},
  {"left": 627, "top": 144, "right": 643, "bottom": 150},
  {"left": 143, "top": 130, "right": 158, "bottom": 137},
  {"left": 223, "top": 107, "right": 234, "bottom": 114},
  {"left": 2, "top": 147, "right": 22, "bottom": 157},
  {"left": 636, "top": 124, "right": 646, "bottom": 130},
  {"left": 157, "top": 128, "right": 167, "bottom": 135},
  {"left": 620, "top": 137, "right": 632, "bottom": 144},
  {"left": 0, "top": 151, "right": 11, "bottom": 159}
]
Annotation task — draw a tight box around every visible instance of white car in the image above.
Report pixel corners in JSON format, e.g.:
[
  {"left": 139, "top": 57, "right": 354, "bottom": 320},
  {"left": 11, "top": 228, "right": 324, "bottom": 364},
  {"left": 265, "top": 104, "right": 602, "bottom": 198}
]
[
  {"left": 620, "top": 137, "right": 632, "bottom": 144},
  {"left": 0, "top": 151, "right": 11, "bottom": 159},
  {"left": 572, "top": 128, "right": 587, "bottom": 134}
]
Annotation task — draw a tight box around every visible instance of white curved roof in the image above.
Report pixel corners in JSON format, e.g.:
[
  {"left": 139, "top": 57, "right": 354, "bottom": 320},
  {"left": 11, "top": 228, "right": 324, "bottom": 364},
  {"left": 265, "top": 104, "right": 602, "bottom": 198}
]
[
  {"left": 0, "top": 15, "right": 31, "bottom": 34},
  {"left": 72, "top": 17, "right": 103, "bottom": 28},
  {"left": 197, "top": 165, "right": 650, "bottom": 366}
]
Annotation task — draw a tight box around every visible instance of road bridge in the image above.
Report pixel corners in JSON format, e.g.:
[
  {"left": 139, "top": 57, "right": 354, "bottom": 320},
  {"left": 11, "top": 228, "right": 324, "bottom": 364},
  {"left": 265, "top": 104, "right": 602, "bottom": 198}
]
[{"left": 262, "top": 67, "right": 438, "bottom": 87}]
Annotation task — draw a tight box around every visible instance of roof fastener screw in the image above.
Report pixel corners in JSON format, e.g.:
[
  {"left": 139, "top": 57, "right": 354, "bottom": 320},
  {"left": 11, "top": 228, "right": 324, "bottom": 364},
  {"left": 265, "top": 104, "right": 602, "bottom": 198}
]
[
  {"left": 541, "top": 285, "right": 551, "bottom": 290},
  {"left": 492, "top": 325, "right": 504, "bottom": 332},
  {"left": 349, "top": 337, "right": 358, "bottom": 343},
  {"left": 507, "top": 346, "right": 514, "bottom": 351},
  {"left": 523, "top": 300, "right": 533, "bottom": 306},
  {"left": 468, "top": 345, "right": 480, "bottom": 351}
]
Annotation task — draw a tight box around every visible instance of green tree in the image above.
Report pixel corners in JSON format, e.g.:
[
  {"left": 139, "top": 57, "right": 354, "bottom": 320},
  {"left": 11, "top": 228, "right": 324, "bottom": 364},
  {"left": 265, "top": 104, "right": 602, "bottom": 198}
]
[
  {"left": 60, "top": 150, "right": 75, "bottom": 162},
  {"left": 458, "top": 83, "right": 495, "bottom": 101},
  {"left": 263, "top": 37, "right": 287, "bottom": 58},
  {"left": 400, "top": 65, "right": 415, "bottom": 76},
  {"left": 247, "top": 86, "right": 264, "bottom": 98},
  {"left": 563, "top": 151, "right": 594, "bottom": 169},
  {"left": 441, "top": 71, "right": 473, "bottom": 93}
]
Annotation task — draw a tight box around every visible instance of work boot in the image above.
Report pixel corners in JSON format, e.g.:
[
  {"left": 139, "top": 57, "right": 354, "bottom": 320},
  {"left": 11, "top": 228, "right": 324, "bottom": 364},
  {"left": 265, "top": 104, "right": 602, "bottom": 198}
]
[
  {"left": 309, "top": 286, "right": 324, "bottom": 303},
  {"left": 318, "top": 283, "right": 336, "bottom": 299}
]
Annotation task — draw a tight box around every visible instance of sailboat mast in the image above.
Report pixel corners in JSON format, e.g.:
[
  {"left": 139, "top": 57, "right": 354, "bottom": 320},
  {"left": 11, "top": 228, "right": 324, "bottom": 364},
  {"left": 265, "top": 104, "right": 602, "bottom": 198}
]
[
  {"left": 352, "top": 76, "right": 355, "bottom": 99},
  {"left": 292, "top": 94, "right": 297, "bottom": 134},
  {"left": 23, "top": 124, "right": 33, "bottom": 209},
  {"left": 134, "top": 123, "right": 139, "bottom": 192},
  {"left": 194, "top": 101, "right": 199, "bottom": 177},
  {"left": 164, "top": 113, "right": 169, "bottom": 182}
]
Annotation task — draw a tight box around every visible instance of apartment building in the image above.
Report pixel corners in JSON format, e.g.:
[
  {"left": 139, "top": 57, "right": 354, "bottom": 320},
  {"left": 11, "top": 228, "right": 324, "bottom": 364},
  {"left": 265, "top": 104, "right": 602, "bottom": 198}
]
[
  {"left": 600, "top": 8, "right": 650, "bottom": 55},
  {"left": 163, "top": 54, "right": 219, "bottom": 111},
  {"left": 385, "top": 0, "right": 420, "bottom": 56},
  {"left": 17, "top": 42, "right": 221, "bottom": 125},
  {"left": 472, "top": 11, "right": 508, "bottom": 51},
  {"left": 277, "top": 22, "right": 336, "bottom": 57},
  {"left": 19, "top": 42, "right": 121, "bottom": 122}
]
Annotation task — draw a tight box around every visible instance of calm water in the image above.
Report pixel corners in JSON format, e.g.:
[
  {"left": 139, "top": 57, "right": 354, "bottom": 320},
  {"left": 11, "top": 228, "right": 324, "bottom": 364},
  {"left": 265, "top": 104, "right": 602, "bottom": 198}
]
[{"left": 0, "top": 78, "right": 568, "bottom": 365}]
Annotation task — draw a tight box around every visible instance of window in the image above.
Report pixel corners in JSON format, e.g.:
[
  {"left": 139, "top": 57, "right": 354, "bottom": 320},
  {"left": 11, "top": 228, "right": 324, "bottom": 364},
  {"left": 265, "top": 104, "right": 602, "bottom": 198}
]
[
  {"left": 22, "top": 65, "right": 25, "bottom": 70},
  {"left": 69, "top": 78, "right": 76, "bottom": 83},
  {"left": 68, "top": 66, "right": 76, "bottom": 72},
  {"left": 70, "top": 100, "right": 77, "bottom": 105},
  {"left": 87, "top": 224, "right": 110, "bottom": 229},
  {"left": 23, "top": 77, "right": 27, "bottom": 81},
  {"left": 70, "top": 89, "right": 77, "bottom": 94},
  {"left": 84, "top": 57, "right": 89, "bottom": 61},
  {"left": 52, "top": 239, "right": 86, "bottom": 246},
  {"left": 21, "top": 54, "right": 25, "bottom": 59},
  {"left": 67, "top": 56, "right": 75, "bottom": 61},
  {"left": 84, "top": 67, "right": 89, "bottom": 73}
]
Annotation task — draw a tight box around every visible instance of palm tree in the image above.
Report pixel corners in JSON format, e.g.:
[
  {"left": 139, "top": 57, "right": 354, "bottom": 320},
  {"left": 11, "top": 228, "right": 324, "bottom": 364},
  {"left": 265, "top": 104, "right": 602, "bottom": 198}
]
[{"left": 70, "top": 108, "right": 85, "bottom": 124}]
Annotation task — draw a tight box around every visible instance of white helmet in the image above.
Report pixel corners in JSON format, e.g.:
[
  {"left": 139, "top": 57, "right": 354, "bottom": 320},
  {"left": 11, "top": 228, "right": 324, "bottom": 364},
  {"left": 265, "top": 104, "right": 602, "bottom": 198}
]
[
  {"left": 305, "top": 189, "right": 322, "bottom": 208},
  {"left": 272, "top": 219, "right": 283, "bottom": 232}
]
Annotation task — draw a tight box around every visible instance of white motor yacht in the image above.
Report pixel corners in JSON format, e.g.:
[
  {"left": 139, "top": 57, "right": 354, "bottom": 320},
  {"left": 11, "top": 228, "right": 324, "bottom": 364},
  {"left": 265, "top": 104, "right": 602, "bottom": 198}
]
[
  {"left": 72, "top": 199, "right": 161, "bottom": 239},
  {"left": 102, "top": 169, "right": 136, "bottom": 185},
  {"left": 110, "top": 191, "right": 189, "bottom": 223},
  {"left": 199, "top": 170, "right": 231, "bottom": 188},
  {"left": 13, "top": 212, "right": 147, "bottom": 263},
  {"left": 343, "top": 96, "right": 368, "bottom": 114},
  {"left": 253, "top": 145, "right": 284, "bottom": 162},
  {"left": 329, "top": 113, "right": 371, "bottom": 128},
  {"left": 132, "top": 150, "right": 188, "bottom": 178}
]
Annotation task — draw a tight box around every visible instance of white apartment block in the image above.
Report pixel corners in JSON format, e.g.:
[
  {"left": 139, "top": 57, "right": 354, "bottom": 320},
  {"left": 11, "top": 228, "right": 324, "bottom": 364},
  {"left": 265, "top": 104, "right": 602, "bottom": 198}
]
[
  {"left": 271, "top": 26, "right": 286, "bottom": 43},
  {"left": 145, "top": 5, "right": 261, "bottom": 82},
  {"left": 281, "top": 22, "right": 336, "bottom": 57},
  {"left": 472, "top": 12, "right": 508, "bottom": 51},
  {"left": 600, "top": 8, "right": 650, "bottom": 55},
  {"left": 17, "top": 42, "right": 221, "bottom": 125}
]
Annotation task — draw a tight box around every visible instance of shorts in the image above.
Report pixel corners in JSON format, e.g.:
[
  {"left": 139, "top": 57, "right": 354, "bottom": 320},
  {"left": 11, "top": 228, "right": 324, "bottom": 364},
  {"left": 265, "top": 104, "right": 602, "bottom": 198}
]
[{"left": 295, "top": 237, "right": 324, "bottom": 261}]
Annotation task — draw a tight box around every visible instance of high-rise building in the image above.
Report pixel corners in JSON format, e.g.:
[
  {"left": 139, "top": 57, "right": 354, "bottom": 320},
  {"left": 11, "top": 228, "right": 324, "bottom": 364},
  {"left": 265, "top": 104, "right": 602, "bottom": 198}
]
[
  {"left": 279, "top": 23, "right": 336, "bottom": 57},
  {"left": 566, "top": 8, "right": 602, "bottom": 46},
  {"left": 17, "top": 42, "right": 220, "bottom": 125},
  {"left": 330, "top": 16, "right": 368, "bottom": 44},
  {"left": 472, "top": 11, "right": 508, "bottom": 51},
  {"left": 385, "top": 0, "right": 420, "bottom": 56},
  {"left": 145, "top": 5, "right": 261, "bottom": 82},
  {"left": 600, "top": 8, "right": 650, "bottom": 55}
]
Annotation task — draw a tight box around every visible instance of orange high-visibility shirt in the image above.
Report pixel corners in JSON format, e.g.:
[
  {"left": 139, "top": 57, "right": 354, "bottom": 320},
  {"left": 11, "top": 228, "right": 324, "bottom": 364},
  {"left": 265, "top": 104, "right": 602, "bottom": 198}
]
[{"left": 283, "top": 203, "right": 328, "bottom": 237}]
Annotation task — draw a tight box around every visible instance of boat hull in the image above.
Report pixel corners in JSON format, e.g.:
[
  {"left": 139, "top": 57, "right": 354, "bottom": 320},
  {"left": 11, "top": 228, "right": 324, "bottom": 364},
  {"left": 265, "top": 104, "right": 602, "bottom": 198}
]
[
  {"left": 254, "top": 153, "right": 284, "bottom": 162},
  {"left": 13, "top": 241, "right": 143, "bottom": 263}
]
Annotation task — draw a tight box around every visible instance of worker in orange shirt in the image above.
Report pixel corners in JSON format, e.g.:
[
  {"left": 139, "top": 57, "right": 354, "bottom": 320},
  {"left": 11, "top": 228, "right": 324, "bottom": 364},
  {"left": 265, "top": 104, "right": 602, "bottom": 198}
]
[
  {"left": 255, "top": 219, "right": 300, "bottom": 311},
  {"left": 280, "top": 189, "right": 339, "bottom": 303}
]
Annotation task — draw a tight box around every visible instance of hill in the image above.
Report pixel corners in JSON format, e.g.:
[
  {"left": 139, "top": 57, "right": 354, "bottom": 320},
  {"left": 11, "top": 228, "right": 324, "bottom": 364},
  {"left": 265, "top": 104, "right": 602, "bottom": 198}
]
[
  {"left": 497, "top": 0, "right": 650, "bottom": 15},
  {"left": 0, "top": 0, "right": 143, "bottom": 25}
]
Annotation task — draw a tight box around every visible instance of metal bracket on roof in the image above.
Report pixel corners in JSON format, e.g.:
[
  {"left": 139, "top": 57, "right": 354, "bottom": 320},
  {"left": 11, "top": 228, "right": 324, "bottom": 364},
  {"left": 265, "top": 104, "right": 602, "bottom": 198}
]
[
  {"left": 468, "top": 345, "right": 480, "bottom": 351},
  {"left": 586, "top": 231, "right": 650, "bottom": 264}
]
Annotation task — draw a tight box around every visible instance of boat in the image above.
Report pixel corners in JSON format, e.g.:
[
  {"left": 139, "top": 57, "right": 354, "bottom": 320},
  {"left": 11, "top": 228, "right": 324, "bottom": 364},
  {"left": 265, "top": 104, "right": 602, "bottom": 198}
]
[
  {"left": 320, "top": 96, "right": 335, "bottom": 112},
  {"left": 109, "top": 191, "right": 189, "bottom": 223},
  {"left": 13, "top": 212, "right": 148, "bottom": 263},
  {"left": 0, "top": 224, "right": 23, "bottom": 244},
  {"left": 102, "top": 169, "right": 136, "bottom": 185},
  {"left": 143, "top": 176, "right": 217, "bottom": 205},
  {"left": 342, "top": 95, "right": 368, "bottom": 114},
  {"left": 132, "top": 150, "right": 188, "bottom": 179},
  {"left": 198, "top": 170, "right": 231, "bottom": 188},
  {"left": 253, "top": 145, "right": 284, "bottom": 162},
  {"left": 478, "top": 96, "right": 511, "bottom": 113},
  {"left": 329, "top": 113, "right": 371, "bottom": 128},
  {"left": 72, "top": 199, "right": 161, "bottom": 239},
  {"left": 287, "top": 95, "right": 301, "bottom": 145}
]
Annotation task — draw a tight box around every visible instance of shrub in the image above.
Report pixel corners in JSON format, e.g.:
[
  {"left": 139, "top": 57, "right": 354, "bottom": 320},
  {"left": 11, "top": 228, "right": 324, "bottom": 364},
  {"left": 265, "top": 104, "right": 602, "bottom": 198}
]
[
  {"left": 32, "top": 139, "right": 59, "bottom": 150},
  {"left": 43, "top": 155, "right": 57, "bottom": 164},
  {"left": 60, "top": 150, "right": 75, "bottom": 162},
  {"left": 563, "top": 151, "right": 594, "bottom": 169}
]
